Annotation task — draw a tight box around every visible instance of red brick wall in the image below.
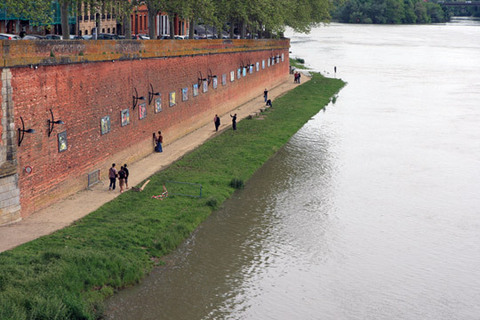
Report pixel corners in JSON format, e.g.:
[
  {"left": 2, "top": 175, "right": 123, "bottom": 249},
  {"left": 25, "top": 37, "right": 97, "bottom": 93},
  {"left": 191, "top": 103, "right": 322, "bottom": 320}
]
[{"left": 10, "top": 48, "right": 289, "bottom": 217}]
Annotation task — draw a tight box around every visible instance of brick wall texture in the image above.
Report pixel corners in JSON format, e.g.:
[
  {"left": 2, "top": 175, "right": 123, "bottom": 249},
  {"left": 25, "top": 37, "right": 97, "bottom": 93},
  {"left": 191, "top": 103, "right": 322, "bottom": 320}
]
[{"left": 2, "top": 40, "right": 289, "bottom": 219}]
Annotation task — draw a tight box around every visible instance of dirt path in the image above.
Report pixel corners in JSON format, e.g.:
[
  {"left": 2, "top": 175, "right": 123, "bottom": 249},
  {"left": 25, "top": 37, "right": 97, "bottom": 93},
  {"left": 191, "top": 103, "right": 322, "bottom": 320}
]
[{"left": 0, "top": 74, "right": 309, "bottom": 253}]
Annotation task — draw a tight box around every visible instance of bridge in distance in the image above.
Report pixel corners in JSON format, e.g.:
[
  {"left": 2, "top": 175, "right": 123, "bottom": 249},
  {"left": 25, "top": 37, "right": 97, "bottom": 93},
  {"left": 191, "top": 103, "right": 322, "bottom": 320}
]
[{"left": 439, "top": 1, "right": 480, "bottom": 5}]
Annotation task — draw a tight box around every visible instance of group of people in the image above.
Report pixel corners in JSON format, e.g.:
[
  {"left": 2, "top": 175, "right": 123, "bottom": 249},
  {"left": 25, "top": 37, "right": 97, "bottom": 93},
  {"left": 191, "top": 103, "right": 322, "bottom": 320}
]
[
  {"left": 294, "top": 71, "right": 302, "bottom": 83},
  {"left": 212, "top": 88, "right": 272, "bottom": 132},
  {"left": 153, "top": 131, "right": 163, "bottom": 152},
  {"left": 213, "top": 113, "right": 237, "bottom": 131},
  {"left": 264, "top": 88, "right": 272, "bottom": 107},
  {"left": 108, "top": 163, "right": 129, "bottom": 193},
  {"left": 109, "top": 87, "right": 277, "bottom": 193}
]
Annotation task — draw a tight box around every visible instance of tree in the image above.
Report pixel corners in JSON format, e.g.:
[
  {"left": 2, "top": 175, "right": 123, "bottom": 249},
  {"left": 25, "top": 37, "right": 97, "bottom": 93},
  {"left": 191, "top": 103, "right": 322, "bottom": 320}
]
[
  {"left": 385, "top": 0, "right": 404, "bottom": 23},
  {"left": 414, "top": 1, "right": 430, "bottom": 23},
  {"left": 285, "top": 0, "right": 332, "bottom": 33},
  {"left": 1, "top": 0, "right": 53, "bottom": 26},
  {"left": 403, "top": 0, "right": 417, "bottom": 23}
]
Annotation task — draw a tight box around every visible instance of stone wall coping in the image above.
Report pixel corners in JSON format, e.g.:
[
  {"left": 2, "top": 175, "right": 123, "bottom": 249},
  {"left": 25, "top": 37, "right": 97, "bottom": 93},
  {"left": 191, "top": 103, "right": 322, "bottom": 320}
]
[{"left": 0, "top": 39, "right": 290, "bottom": 68}]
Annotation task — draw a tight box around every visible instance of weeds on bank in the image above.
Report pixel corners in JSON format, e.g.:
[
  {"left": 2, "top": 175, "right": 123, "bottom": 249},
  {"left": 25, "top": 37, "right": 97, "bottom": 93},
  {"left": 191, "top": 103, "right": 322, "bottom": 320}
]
[
  {"left": 290, "top": 57, "right": 308, "bottom": 69},
  {"left": 0, "top": 73, "right": 345, "bottom": 320}
]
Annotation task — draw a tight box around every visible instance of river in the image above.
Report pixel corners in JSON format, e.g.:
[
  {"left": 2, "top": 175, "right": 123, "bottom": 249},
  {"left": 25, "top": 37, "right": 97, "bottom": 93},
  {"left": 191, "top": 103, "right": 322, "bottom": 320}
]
[{"left": 105, "top": 18, "right": 480, "bottom": 320}]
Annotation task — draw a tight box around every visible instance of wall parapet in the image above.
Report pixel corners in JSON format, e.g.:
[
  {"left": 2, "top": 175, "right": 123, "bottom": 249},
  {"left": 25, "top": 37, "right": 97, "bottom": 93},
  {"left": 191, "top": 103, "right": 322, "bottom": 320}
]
[{"left": 0, "top": 39, "right": 290, "bottom": 68}]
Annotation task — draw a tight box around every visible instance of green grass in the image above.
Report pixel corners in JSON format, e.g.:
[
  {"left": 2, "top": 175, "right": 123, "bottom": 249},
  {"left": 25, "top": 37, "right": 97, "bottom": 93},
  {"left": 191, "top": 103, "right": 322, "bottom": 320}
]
[
  {"left": 290, "top": 57, "right": 308, "bottom": 69},
  {"left": 0, "top": 73, "right": 345, "bottom": 320}
]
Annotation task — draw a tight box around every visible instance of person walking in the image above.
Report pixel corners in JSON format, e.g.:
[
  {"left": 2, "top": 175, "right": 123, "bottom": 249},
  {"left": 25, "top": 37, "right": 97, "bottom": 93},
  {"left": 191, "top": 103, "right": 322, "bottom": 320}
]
[
  {"left": 264, "top": 88, "right": 268, "bottom": 103},
  {"left": 154, "top": 131, "right": 163, "bottom": 152},
  {"left": 108, "top": 163, "right": 118, "bottom": 190},
  {"left": 123, "top": 164, "right": 129, "bottom": 189},
  {"left": 118, "top": 166, "right": 126, "bottom": 193},
  {"left": 214, "top": 114, "right": 221, "bottom": 132},
  {"left": 230, "top": 113, "right": 237, "bottom": 130}
]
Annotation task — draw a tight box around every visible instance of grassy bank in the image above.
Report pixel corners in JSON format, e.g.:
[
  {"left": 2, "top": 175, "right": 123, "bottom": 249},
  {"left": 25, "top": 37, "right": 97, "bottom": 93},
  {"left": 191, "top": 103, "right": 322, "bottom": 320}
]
[{"left": 0, "top": 73, "right": 345, "bottom": 320}]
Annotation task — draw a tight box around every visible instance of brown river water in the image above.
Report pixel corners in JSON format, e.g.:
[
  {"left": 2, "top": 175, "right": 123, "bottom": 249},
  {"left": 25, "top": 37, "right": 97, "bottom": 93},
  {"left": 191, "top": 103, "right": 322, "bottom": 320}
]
[{"left": 105, "top": 18, "right": 480, "bottom": 319}]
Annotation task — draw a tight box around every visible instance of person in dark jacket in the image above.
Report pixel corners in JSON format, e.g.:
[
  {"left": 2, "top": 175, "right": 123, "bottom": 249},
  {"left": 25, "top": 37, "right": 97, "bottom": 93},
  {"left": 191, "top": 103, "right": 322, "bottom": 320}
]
[
  {"left": 123, "top": 164, "right": 129, "bottom": 189},
  {"left": 108, "top": 163, "right": 117, "bottom": 190},
  {"left": 214, "top": 114, "right": 221, "bottom": 132},
  {"left": 118, "top": 166, "right": 126, "bottom": 193},
  {"left": 230, "top": 113, "right": 237, "bottom": 130}
]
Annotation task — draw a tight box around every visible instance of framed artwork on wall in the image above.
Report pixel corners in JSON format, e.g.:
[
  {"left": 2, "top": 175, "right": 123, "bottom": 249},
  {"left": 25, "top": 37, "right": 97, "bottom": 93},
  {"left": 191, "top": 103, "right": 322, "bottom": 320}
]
[
  {"left": 193, "top": 84, "right": 199, "bottom": 97},
  {"left": 138, "top": 103, "right": 147, "bottom": 119},
  {"left": 182, "top": 87, "right": 188, "bottom": 101},
  {"left": 58, "top": 131, "right": 67, "bottom": 152},
  {"left": 155, "top": 96, "right": 162, "bottom": 113},
  {"left": 230, "top": 71, "right": 235, "bottom": 82},
  {"left": 222, "top": 74, "right": 227, "bottom": 86},
  {"left": 169, "top": 91, "right": 176, "bottom": 107},
  {"left": 101, "top": 116, "right": 110, "bottom": 135},
  {"left": 202, "top": 80, "right": 208, "bottom": 93},
  {"left": 213, "top": 76, "right": 218, "bottom": 89},
  {"left": 121, "top": 109, "right": 130, "bottom": 126}
]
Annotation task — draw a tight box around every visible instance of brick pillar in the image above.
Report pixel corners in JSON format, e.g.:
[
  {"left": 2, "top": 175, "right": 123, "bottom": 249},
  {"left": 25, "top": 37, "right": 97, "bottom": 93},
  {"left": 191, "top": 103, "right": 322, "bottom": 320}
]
[{"left": 0, "top": 68, "right": 21, "bottom": 225}]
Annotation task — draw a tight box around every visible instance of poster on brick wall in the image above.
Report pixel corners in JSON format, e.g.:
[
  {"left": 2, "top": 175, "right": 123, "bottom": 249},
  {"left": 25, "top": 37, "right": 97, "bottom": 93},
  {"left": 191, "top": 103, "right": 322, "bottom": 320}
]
[
  {"left": 182, "top": 87, "right": 188, "bottom": 101},
  {"left": 202, "top": 80, "right": 208, "bottom": 93},
  {"left": 58, "top": 131, "right": 67, "bottom": 152},
  {"left": 155, "top": 96, "right": 162, "bottom": 113},
  {"left": 230, "top": 71, "right": 235, "bottom": 82},
  {"left": 169, "top": 92, "right": 176, "bottom": 106},
  {"left": 139, "top": 103, "right": 147, "bottom": 120},
  {"left": 101, "top": 116, "right": 110, "bottom": 135},
  {"left": 222, "top": 74, "right": 227, "bottom": 86},
  {"left": 193, "top": 84, "right": 199, "bottom": 97},
  {"left": 121, "top": 109, "right": 130, "bottom": 126}
]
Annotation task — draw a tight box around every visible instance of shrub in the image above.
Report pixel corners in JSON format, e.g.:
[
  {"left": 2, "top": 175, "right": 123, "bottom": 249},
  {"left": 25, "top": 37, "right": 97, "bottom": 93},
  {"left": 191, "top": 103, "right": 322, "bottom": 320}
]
[
  {"left": 229, "top": 178, "right": 244, "bottom": 189},
  {"left": 205, "top": 197, "right": 218, "bottom": 209}
]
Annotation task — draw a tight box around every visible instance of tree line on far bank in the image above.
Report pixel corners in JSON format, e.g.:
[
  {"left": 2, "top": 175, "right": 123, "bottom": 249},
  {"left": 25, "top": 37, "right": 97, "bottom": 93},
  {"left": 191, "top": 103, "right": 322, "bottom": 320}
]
[{"left": 331, "top": 0, "right": 450, "bottom": 24}]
